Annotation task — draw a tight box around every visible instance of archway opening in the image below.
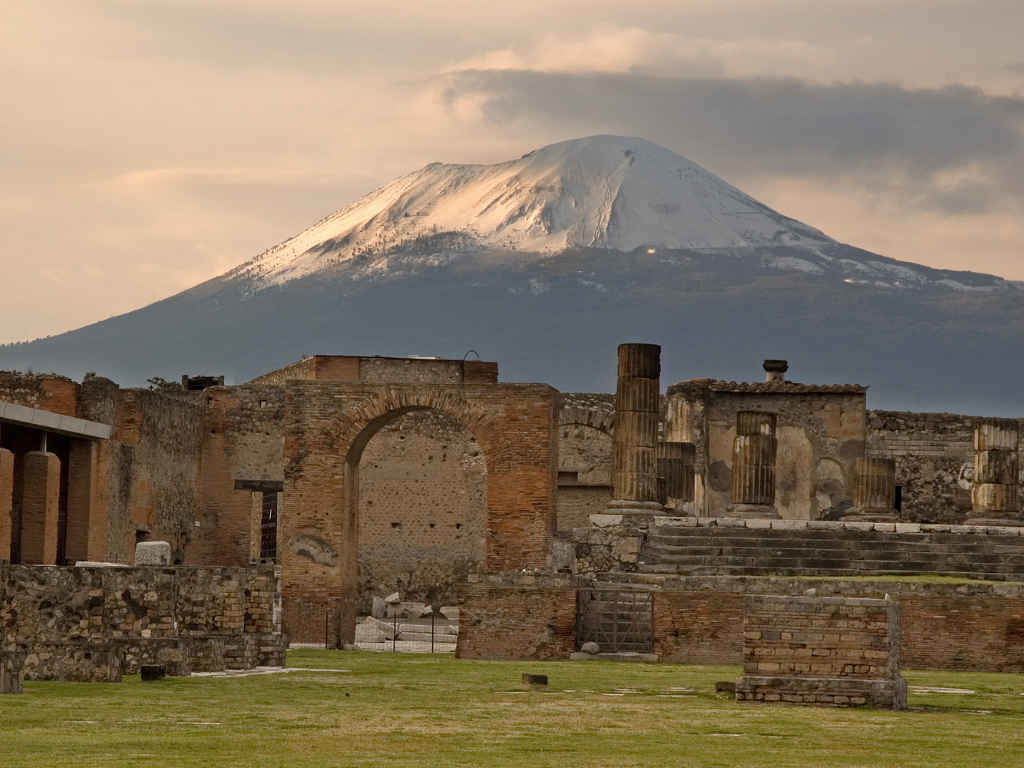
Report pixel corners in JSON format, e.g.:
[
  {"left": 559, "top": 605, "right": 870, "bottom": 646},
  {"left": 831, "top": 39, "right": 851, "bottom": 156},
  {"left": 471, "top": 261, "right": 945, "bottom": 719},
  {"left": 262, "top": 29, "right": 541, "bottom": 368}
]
[{"left": 346, "top": 407, "right": 487, "bottom": 634}]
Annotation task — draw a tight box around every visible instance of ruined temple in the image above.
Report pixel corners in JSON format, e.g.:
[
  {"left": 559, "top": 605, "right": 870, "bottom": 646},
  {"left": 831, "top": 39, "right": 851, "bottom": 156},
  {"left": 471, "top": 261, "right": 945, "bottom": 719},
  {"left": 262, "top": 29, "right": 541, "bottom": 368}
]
[{"left": 2, "top": 347, "right": 1024, "bottom": 676}]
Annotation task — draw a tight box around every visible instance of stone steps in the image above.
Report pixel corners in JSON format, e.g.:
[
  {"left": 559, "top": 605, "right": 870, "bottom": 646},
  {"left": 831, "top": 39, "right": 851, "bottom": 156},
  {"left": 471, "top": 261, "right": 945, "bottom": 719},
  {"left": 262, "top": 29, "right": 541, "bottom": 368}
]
[
  {"left": 644, "top": 543, "right": 1024, "bottom": 565},
  {"left": 638, "top": 525, "right": 1024, "bottom": 579},
  {"left": 636, "top": 563, "right": 1013, "bottom": 580}
]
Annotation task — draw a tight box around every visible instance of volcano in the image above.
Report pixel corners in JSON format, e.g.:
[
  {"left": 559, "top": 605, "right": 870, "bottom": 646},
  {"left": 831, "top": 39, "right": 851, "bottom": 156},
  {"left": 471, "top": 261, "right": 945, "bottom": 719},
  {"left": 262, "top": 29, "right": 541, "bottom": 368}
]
[{"left": 2, "top": 136, "right": 1022, "bottom": 414}]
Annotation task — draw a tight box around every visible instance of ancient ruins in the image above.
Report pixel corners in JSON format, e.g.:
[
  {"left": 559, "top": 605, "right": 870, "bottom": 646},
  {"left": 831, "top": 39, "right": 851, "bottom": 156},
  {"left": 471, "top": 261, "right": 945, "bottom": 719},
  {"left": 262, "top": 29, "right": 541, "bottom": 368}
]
[{"left": 2, "top": 344, "right": 1023, "bottom": 702}]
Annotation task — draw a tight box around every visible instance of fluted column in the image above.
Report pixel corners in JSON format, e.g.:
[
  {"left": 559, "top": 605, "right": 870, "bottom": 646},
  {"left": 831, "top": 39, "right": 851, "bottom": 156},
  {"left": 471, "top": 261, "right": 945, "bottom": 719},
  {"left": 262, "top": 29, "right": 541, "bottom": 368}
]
[
  {"left": 967, "top": 421, "right": 1021, "bottom": 525},
  {"left": 728, "top": 412, "right": 778, "bottom": 518},
  {"left": 656, "top": 441, "right": 696, "bottom": 513},
  {"left": 846, "top": 457, "right": 897, "bottom": 521},
  {"left": 607, "top": 343, "right": 663, "bottom": 516}
]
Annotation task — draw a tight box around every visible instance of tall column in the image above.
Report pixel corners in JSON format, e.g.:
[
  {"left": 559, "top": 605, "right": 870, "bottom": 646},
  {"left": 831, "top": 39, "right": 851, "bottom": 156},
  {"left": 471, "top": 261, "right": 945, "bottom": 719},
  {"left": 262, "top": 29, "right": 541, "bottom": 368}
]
[
  {"left": 967, "top": 421, "right": 1021, "bottom": 526},
  {"left": 656, "top": 441, "right": 696, "bottom": 514},
  {"left": 20, "top": 450, "right": 61, "bottom": 564},
  {"left": 0, "top": 447, "right": 13, "bottom": 560},
  {"left": 607, "top": 343, "right": 663, "bottom": 517},
  {"left": 848, "top": 457, "right": 897, "bottom": 521},
  {"left": 65, "top": 439, "right": 97, "bottom": 563},
  {"left": 729, "top": 412, "right": 778, "bottom": 518}
]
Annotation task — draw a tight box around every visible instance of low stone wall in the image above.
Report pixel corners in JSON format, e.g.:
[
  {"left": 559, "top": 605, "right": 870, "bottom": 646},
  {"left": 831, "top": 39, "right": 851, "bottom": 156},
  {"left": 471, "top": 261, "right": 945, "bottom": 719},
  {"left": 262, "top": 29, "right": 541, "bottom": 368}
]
[
  {"left": 0, "top": 562, "right": 285, "bottom": 681},
  {"left": 735, "top": 595, "right": 906, "bottom": 708},
  {"left": 460, "top": 572, "right": 1024, "bottom": 671},
  {"left": 456, "top": 573, "right": 576, "bottom": 660}
]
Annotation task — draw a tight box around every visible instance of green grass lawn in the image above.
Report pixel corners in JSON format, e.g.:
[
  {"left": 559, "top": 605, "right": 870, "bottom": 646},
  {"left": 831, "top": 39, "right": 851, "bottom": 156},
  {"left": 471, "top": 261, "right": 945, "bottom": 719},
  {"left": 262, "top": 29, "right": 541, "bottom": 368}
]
[{"left": 2, "top": 650, "right": 1024, "bottom": 767}]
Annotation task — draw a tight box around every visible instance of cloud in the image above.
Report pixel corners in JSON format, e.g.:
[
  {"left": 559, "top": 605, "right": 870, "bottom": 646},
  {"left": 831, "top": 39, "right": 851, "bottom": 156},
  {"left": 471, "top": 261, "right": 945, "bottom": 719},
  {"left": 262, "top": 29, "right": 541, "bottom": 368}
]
[{"left": 436, "top": 69, "right": 1024, "bottom": 214}]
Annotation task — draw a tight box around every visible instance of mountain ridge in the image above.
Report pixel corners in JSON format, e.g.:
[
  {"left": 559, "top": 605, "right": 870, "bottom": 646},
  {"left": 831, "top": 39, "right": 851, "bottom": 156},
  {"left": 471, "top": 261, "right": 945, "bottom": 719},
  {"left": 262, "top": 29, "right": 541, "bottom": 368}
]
[{"left": 1, "top": 135, "right": 1022, "bottom": 415}]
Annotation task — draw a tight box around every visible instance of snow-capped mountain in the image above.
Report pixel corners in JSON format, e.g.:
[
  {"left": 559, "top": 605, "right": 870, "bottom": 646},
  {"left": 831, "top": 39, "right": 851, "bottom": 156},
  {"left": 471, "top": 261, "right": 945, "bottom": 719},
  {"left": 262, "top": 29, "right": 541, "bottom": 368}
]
[
  {"left": 2, "top": 135, "right": 1022, "bottom": 413},
  {"left": 230, "top": 135, "right": 1006, "bottom": 293},
  {"left": 236, "top": 136, "right": 831, "bottom": 285}
]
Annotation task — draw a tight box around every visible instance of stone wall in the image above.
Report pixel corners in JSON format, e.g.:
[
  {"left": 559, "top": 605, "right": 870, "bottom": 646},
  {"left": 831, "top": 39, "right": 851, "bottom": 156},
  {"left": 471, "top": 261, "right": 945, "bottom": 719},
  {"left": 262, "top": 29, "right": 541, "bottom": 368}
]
[
  {"left": 357, "top": 409, "right": 487, "bottom": 610},
  {"left": 668, "top": 384, "right": 866, "bottom": 519},
  {"left": 556, "top": 421, "right": 612, "bottom": 531},
  {"left": 868, "top": 410, "right": 1024, "bottom": 523},
  {"left": 458, "top": 571, "right": 1024, "bottom": 671},
  {"left": 0, "top": 562, "right": 283, "bottom": 680},
  {"left": 736, "top": 595, "right": 906, "bottom": 707}
]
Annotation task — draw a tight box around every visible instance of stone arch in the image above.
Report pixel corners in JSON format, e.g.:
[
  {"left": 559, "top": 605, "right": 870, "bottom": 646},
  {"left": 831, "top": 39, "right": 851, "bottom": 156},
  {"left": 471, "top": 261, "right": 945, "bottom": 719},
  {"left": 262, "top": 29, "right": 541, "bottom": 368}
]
[{"left": 280, "top": 383, "right": 556, "bottom": 645}]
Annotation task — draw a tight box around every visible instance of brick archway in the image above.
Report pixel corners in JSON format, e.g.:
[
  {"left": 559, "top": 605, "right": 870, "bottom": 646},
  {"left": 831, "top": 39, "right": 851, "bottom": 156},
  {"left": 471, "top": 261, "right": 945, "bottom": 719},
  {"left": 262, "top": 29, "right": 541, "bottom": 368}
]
[{"left": 281, "top": 381, "right": 558, "bottom": 644}]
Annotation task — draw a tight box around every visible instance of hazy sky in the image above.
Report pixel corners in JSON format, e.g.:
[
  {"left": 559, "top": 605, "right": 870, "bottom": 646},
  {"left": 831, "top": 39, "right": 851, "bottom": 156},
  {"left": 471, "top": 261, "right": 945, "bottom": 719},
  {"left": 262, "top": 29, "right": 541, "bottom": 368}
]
[{"left": 3, "top": 0, "right": 1023, "bottom": 343}]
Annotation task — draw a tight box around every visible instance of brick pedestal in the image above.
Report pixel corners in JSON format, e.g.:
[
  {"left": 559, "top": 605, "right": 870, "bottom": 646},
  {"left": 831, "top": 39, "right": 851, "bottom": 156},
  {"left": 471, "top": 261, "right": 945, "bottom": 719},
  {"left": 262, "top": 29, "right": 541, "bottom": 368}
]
[
  {"left": 19, "top": 451, "right": 60, "bottom": 565},
  {"left": 0, "top": 448, "right": 13, "bottom": 560},
  {"left": 736, "top": 594, "right": 906, "bottom": 709}
]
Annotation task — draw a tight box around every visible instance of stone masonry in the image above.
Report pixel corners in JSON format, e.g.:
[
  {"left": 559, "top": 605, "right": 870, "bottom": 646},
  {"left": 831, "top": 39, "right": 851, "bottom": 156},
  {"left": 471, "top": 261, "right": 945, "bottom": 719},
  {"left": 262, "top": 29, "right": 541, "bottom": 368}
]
[
  {"left": 736, "top": 594, "right": 906, "bottom": 708},
  {"left": 0, "top": 562, "right": 284, "bottom": 681}
]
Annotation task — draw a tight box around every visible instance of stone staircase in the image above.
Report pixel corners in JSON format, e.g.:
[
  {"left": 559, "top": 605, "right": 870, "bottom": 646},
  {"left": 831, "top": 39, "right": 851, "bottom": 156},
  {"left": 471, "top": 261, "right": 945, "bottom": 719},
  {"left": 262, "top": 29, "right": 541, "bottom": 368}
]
[{"left": 638, "top": 525, "right": 1024, "bottom": 580}]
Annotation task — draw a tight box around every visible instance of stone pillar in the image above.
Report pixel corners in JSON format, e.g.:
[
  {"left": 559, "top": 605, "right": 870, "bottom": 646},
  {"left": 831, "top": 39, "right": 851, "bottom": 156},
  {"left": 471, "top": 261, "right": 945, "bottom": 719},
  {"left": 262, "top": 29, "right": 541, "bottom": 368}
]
[
  {"left": 848, "top": 457, "right": 897, "bottom": 521},
  {"left": 967, "top": 420, "right": 1021, "bottom": 526},
  {"left": 729, "top": 412, "right": 778, "bottom": 518},
  {"left": 65, "top": 439, "right": 97, "bottom": 563},
  {"left": 607, "top": 343, "right": 663, "bottom": 518},
  {"left": 0, "top": 447, "right": 13, "bottom": 561},
  {"left": 656, "top": 441, "right": 696, "bottom": 514},
  {"left": 20, "top": 450, "right": 61, "bottom": 565}
]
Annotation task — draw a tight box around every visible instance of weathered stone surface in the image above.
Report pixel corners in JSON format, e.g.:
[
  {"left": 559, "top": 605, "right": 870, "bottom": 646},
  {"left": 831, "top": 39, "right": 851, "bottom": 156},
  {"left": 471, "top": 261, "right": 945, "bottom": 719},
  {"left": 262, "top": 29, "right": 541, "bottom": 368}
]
[
  {"left": 0, "top": 649, "right": 25, "bottom": 694},
  {"left": 736, "top": 594, "right": 906, "bottom": 708},
  {"left": 135, "top": 541, "right": 172, "bottom": 566},
  {"left": 0, "top": 564, "right": 282, "bottom": 681}
]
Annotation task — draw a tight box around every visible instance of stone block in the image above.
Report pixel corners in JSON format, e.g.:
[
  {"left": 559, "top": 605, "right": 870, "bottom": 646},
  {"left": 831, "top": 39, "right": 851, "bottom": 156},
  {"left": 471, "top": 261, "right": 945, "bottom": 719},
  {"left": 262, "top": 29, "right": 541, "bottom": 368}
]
[
  {"left": 746, "top": 519, "right": 772, "bottom": 529},
  {"left": 771, "top": 520, "right": 807, "bottom": 530},
  {"left": 1, "top": 649, "right": 25, "bottom": 694},
  {"left": 135, "top": 541, "right": 172, "bottom": 566},
  {"left": 893, "top": 523, "right": 921, "bottom": 533}
]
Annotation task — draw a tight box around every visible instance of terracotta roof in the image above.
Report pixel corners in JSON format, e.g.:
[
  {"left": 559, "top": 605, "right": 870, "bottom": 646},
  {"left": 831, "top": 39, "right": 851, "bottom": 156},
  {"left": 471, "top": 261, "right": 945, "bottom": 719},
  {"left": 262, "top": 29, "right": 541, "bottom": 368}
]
[{"left": 668, "top": 379, "right": 867, "bottom": 396}]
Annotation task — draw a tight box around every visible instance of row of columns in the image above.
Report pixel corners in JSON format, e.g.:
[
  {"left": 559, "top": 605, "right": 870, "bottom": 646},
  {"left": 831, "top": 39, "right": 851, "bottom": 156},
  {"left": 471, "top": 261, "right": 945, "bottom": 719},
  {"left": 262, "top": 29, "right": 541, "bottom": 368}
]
[
  {"left": 607, "top": 346, "right": 1021, "bottom": 523},
  {"left": 0, "top": 429, "right": 97, "bottom": 565}
]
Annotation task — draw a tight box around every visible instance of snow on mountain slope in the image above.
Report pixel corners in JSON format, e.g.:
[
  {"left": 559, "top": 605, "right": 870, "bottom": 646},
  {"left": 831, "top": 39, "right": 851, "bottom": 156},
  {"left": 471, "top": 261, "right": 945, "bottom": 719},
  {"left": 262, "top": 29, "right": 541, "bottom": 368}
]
[{"left": 234, "top": 135, "right": 832, "bottom": 287}]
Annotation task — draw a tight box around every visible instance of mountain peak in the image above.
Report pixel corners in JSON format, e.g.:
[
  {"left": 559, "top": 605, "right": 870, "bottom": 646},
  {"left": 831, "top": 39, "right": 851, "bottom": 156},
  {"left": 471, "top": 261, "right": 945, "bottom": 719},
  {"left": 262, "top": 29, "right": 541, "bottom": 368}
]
[{"left": 236, "top": 135, "right": 832, "bottom": 286}]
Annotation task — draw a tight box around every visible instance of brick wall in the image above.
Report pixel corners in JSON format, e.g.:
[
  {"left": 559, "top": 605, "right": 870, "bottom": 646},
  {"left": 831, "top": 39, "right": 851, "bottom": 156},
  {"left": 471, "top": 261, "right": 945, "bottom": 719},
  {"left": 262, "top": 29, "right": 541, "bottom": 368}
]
[
  {"left": 460, "top": 573, "right": 1024, "bottom": 671},
  {"left": 0, "top": 562, "right": 283, "bottom": 680},
  {"left": 456, "top": 574, "right": 576, "bottom": 660},
  {"left": 280, "top": 380, "right": 558, "bottom": 643},
  {"left": 357, "top": 409, "right": 486, "bottom": 610},
  {"left": 0, "top": 371, "right": 78, "bottom": 416},
  {"left": 868, "top": 410, "right": 1024, "bottom": 523},
  {"left": 736, "top": 594, "right": 905, "bottom": 707}
]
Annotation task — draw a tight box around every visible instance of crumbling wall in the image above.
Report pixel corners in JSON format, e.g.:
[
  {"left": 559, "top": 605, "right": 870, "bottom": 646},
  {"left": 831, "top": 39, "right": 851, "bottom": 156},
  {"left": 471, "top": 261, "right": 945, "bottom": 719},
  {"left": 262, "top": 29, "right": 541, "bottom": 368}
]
[
  {"left": 0, "top": 562, "right": 283, "bottom": 679},
  {"left": 867, "top": 410, "right": 1024, "bottom": 523},
  {"left": 357, "top": 409, "right": 487, "bottom": 610},
  {"left": 195, "top": 385, "right": 286, "bottom": 566},
  {"left": 0, "top": 371, "right": 78, "bottom": 416},
  {"left": 669, "top": 384, "right": 866, "bottom": 519}
]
